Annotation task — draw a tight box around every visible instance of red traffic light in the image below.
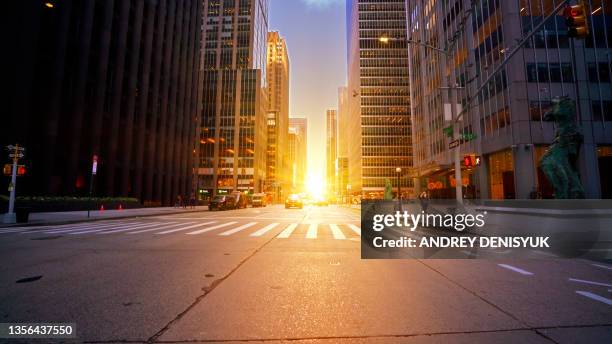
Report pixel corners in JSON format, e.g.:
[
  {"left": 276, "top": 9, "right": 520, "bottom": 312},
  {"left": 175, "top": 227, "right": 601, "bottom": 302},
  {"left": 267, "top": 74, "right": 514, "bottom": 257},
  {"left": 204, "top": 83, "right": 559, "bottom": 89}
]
[
  {"left": 564, "top": 3, "right": 589, "bottom": 39},
  {"left": 17, "top": 165, "right": 27, "bottom": 176}
]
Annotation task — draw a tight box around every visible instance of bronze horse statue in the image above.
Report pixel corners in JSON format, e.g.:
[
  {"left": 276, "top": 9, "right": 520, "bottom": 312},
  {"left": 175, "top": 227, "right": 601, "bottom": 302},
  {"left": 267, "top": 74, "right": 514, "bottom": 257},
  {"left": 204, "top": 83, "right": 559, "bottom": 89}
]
[{"left": 540, "top": 97, "right": 585, "bottom": 199}]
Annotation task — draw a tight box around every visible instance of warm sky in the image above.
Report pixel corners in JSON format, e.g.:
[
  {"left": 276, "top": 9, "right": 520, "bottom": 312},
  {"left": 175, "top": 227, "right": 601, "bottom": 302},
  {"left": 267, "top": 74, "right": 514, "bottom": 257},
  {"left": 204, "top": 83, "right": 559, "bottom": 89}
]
[{"left": 269, "top": 0, "right": 347, "bottom": 192}]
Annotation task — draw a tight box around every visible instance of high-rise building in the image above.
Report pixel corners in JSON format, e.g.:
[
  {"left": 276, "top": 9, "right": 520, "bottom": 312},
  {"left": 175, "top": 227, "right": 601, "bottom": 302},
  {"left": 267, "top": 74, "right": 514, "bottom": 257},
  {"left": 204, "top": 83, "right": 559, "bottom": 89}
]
[
  {"left": 406, "top": 0, "right": 612, "bottom": 199},
  {"left": 0, "top": 0, "right": 202, "bottom": 206},
  {"left": 326, "top": 109, "right": 338, "bottom": 196},
  {"left": 288, "top": 117, "right": 308, "bottom": 192},
  {"left": 347, "top": 0, "right": 413, "bottom": 199},
  {"left": 266, "top": 31, "right": 291, "bottom": 202},
  {"left": 337, "top": 87, "right": 353, "bottom": 199},
  {"left": 199, "top": 0, "right": 270, "bottom": 199}
]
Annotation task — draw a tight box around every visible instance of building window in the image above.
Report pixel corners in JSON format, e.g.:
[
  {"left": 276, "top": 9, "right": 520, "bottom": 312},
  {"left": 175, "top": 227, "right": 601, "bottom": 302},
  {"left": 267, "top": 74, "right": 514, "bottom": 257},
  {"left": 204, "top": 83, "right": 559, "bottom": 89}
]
[{"left": 591, "top": 101, "right": 612, "bottom": 121}]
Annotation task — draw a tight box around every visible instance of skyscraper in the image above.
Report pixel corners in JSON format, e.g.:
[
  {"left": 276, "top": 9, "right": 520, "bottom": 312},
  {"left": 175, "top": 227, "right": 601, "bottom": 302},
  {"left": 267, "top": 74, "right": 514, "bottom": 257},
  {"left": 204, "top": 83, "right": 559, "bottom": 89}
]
[
  {"left": 1, "top": 0, "right": 202, "bottom": 206},
  {"left": 347, "top": 0, "right": 412, "bottom": 199},
  {"left": 326, "top": 109, "right": 338, "bottom": 196},
  {"left": 406, "top": 0, "right": 612, "bottom": 199},
  {"left": 288, "top": 117, "right": 308, "bottom": 192},
  {"left": 199, "top": 0, "right": 270, "bottom": 199},
  {"left": 266, "top": 31, "right": 290, "bottom": 201}
]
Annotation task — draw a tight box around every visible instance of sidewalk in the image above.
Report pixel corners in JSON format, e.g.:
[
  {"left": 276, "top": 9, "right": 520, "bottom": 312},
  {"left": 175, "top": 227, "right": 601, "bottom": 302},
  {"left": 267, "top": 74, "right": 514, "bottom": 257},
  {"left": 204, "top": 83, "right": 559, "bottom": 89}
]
[{"left": 0, "top": 206, "right": 208, "bottom": 228}]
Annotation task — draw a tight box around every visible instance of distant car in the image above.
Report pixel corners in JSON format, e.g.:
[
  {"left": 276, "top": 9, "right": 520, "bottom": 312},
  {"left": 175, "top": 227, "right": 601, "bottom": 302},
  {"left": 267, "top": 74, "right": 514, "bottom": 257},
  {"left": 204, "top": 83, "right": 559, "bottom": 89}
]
[
  {"left": 252, "top": 193, "right": 267, "bottom": 207},
  {"left": 209, "top": 195, "right": 235, "bottom": 211},
  {"left": 314, "top": 197, "right": 329, "bottom": 206},
  {"left": 285, "top": 194, "right": 303, "bottom": 209},
  {"left": 231, "top": 192, "right": 248, "bottom": 209}
]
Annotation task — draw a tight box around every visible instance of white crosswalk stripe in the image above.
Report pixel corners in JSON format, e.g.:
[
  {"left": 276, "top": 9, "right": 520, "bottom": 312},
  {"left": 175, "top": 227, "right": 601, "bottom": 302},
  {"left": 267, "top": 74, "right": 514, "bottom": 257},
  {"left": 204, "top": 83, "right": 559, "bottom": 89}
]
[
  {"left": 250, "top": 223, "right": 280, "bottom": 237},
  {"left": 219, "top": 222, "right": 258, "bottom": 236},
  {"left": 329, "top": 224, "right": 346, "bottom": 240},
  {"left": 126, "top": 222, "right": 195, "bottom": 234},
  {"left": 20, "top": 221, "right": 123, "bottom": 234},
  {"left": 277, "top": 223, "right": 298, "bottom": 238},
  {"left": 0, "top": 228, "right": 28, "bottom": 234},
  {"left": 306, "top": 223, "right": 317, "bottom": 239},
  {"left": 348, "top": 224, "right": 361, "bottom": 236},
  {"left": 186, "top": 222, "right": 237, "bottom": 235},
  {"left": 155, "top": 222, "right": 216, "bottom": 235},
  {"left": 43, "top": 222, "right": 141, "bottom": 234},
  {"left": 96, "top": 222, "right": 174, "bottom": 235},
  {"left": 67, "top": 222, "right": 149, "bottom": 235}
]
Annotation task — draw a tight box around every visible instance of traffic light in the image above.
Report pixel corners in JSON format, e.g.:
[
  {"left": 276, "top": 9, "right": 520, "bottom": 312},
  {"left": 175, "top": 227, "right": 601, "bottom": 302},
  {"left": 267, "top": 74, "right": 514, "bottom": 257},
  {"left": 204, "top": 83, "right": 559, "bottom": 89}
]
[
  {"left": 462, "top": 155, "right": 482, "bottom": 168},
  {"left": 17, "top": 165, "right": 26, "bottom": 176},
  {"left": 564, "top": 2, "right": 589, "bottom": 39}
]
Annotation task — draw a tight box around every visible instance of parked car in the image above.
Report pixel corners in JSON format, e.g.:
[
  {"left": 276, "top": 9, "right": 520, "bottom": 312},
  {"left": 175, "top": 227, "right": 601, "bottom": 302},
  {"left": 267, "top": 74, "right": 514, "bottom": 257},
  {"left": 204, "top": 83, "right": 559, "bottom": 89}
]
[
  {"left": 209, "top": 195, "right": 235, "bottom": 211},
  {"left": 285, "top": 194, "right": 303, "bottom": 209},
  {"left": 231, "top": 192, "right": 248, "bottom": 209},
  {"left": 252, "top": 193, "right": 267, "bottom": 207}
]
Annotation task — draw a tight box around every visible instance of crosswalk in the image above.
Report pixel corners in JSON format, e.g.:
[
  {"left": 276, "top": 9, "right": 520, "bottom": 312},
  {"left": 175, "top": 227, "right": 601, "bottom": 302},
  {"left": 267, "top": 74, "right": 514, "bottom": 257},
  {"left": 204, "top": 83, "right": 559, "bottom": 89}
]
[{"left": 0, "top": 220, "right": 361, "bottom": 241}]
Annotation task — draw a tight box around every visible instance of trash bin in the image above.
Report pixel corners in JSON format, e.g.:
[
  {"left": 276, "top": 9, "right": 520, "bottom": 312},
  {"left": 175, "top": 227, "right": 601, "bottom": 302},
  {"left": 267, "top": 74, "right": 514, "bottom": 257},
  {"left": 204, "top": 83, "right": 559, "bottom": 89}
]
[{"left": 15, "top": 207, "right": 30, "bottom": 223}]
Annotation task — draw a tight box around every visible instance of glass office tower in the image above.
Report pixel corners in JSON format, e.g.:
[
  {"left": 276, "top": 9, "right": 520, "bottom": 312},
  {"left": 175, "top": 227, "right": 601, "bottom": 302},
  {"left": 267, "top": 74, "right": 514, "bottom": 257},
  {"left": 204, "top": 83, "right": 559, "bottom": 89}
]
[
  {"left": 347, "top": 0, "right": 413, "bottom": 199},
  {"left": 199, "top": 0, "right": 270, "bottom": 199}
]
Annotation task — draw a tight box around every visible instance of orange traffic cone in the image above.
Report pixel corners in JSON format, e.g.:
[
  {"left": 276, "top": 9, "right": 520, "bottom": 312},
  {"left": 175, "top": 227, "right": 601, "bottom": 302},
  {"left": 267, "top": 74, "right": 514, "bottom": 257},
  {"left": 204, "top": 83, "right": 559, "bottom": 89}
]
[{"left": 100, "top": 205, "right": 105, "bottom": 212}]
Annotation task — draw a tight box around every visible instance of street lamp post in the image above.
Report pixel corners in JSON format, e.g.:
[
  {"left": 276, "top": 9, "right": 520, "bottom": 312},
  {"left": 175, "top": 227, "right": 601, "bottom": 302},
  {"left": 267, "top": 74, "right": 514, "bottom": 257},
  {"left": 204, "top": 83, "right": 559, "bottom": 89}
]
[{"left": 396, "top": 167, "right": 402, "bottom": 212}]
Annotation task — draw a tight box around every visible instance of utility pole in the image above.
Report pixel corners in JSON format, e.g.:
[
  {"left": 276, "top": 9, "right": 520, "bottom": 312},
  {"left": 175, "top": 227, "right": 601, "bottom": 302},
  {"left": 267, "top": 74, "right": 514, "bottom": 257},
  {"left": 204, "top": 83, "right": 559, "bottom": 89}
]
[{"left": 3, "top": 144, "right": 25, "bottom": 224}]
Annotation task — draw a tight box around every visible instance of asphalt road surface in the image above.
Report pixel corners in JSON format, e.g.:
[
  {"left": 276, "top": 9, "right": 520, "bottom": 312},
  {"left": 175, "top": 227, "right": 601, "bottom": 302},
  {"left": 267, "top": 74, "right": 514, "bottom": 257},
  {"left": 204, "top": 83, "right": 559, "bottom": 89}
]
[{"left": 0, "top": 205, "right": 611, "bottom": 343}]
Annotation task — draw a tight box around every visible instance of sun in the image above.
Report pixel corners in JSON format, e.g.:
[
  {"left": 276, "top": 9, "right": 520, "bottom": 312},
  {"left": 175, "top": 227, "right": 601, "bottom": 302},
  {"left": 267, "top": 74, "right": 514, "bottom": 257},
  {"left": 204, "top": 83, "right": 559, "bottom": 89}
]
[{"left": 305, "top": 173, "right": 325, "bottom": 199}]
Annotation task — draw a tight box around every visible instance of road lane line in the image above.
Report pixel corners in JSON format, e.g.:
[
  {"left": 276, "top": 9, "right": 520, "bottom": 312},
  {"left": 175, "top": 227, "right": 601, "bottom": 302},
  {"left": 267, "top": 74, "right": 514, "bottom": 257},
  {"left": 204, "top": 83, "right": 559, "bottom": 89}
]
[
  {"left": 498, "top": 264, "right": 534, "bottom": 276},
  {"left": 348, "top": 224, "right": 361, "bottom": 236},
  {"left": 250, "top": 223, "right": 280, "bottom": 237},
  {"left": 126, "top": 222, "right": 199, "bottom": 234},
  {"left": 329, "top": 224, "right": 346, "bottom": 240},
  {"left": 569, "top": 278, "right": 612, "bottom": 288},
  {"left": 21, "top": 222, "right": 124, "bottom": 234},
  {"left": 592, "top": 263, "right": 612, "bottom": 271},
  {"left": 154, "top": 222, "right": 215, "bottom": 235},
  {"left": 277, "top": 223, "right": 298, "bottom": 238},
  {"left": 575, "top": 291, "right": 612, "bottom": 306},
  {"left": 306, "top": 223, "right": 317, "bottom": 239},
  {"left": 219, "top": 222, "right": 258, "bottom": 236},
  {"left": 186, "top": 222, "right": 237, "bottom": 235}
]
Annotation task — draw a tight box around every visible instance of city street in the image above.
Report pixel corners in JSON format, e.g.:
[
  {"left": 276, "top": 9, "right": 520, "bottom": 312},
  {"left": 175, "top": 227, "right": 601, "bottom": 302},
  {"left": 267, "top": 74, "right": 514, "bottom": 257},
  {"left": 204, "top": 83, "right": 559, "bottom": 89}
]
[{"left": 0, "top": 205, "right": 611, "bottom": 343}]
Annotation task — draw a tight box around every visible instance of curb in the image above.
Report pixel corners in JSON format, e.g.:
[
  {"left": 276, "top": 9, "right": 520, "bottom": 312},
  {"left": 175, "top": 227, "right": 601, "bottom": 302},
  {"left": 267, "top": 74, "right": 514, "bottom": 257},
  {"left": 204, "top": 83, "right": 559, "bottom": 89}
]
[{"left": 0, "top": 207, "right": 209, "bottom": 229}]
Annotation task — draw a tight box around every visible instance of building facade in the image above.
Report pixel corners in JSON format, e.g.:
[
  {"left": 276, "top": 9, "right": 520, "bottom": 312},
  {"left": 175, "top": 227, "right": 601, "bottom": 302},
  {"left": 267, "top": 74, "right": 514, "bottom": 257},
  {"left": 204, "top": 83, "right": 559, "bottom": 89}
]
[
  {"left": 1, "top": 0, "right": 202, "bottom": 206},
  {"left": 347, "top": 0, "right": 413, "bottom": 199},
  {"left": 326, "top": 109, "right": 338, "bottom": 196},
  {"left": 288, "top": 117, "right": 308, "bottom": 193},
  {"left": 199, "top": 0, "right": 270, "bottom": 199},
  {"left": 407, "top": 0, "right": 612, "bottom": 199},
  {"left": 266, "top": 31, "right": 290, "bottom": 202}
]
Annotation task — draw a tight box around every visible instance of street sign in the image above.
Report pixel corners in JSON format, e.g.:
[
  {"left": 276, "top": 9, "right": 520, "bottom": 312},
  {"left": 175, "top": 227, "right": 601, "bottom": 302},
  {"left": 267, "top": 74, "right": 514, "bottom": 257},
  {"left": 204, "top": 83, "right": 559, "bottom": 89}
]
[
  {"left": 6, "top": 145, "right": 25, "bottom": 151},
  {"left": 449, "top": 139, "right": 460, "bottom": 149},
  {"left": 9, "top": 153, "right": 24, "bottom": 158}
]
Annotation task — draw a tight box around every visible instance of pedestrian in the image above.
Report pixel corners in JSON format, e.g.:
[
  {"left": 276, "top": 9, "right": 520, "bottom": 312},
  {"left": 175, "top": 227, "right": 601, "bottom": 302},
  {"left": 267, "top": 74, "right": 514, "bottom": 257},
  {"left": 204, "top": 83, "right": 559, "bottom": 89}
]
[
  {"left": 183, "top": 194, "right": 188, "bottom": 209},
  {"left": 190, "top": 193, "right": 196, "bottom": 209},
  {"left": 419, "top": 191, "right": 429, "bottom": 213},
  {"left": 176, "top": 195, "right": 182, "bottom": 208}
]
